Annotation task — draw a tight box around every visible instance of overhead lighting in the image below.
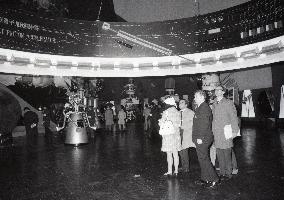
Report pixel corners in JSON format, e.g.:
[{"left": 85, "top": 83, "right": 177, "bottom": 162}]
[
  {"left": 240, "top": 48, "right": 260, "bottom": 59},
  {"left": 35, "top": 58, "right": 51, "bottom": 68},
  {"left": 100, "top": 63, "right": 114, "bottom": 70},
  {"left": 179, "top": 59, "right": 196, "bottom": 68},
  {"left": 56, "top": 61, "right": 73, "bottom": 69},
  {"left": 261, "top": 41, "right": 283, "bottom": 54},
  {"left": 199, "top": 57, "right": 217, "bottom": 65},
  {"left": 158, "top": 62, "right": 173, "bottom": 69},
  {"left": 139, "top": 63, "right": 153, "bottom": 70},
  {"left": 119, "top": 63, "right": 134, "bottom": 70},
  {"left": 77, "top": 62, "right": 93, "bottom": 70},
  {"left": 219, "top": 53, "right": 237, "bottom": 63},
  {"left": 11, "top": 56, "right": 30, "bottom": 65},
  {"left": 0, "top": 55, "right": 7, "bottom": 63}
]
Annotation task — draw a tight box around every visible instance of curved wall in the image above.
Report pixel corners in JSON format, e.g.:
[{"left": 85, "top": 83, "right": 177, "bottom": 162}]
[
  {"left": 0, "top": 0, "right": 283, "bottom": 77},
  {"left": 0, "top": 0, "right": 283, "bottom": 57}
]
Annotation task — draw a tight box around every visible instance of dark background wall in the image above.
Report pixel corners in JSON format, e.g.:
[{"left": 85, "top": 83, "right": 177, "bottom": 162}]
[
  {"left": 100, "top": 76, "right": 199, "bottom": 104},
  {"left": 271, "top": 62, "right": 284, "bottom": 123}
]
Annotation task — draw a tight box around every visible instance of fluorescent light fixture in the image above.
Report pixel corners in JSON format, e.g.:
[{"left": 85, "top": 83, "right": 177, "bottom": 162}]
[
  {"left": 158, "top": 62, "right": 173, "bottom": 69},
  {"left": 208, "top": 28, "right": 221, "bottom": 34},
  {"left": 179, "top": 59, "right": 196, "bottom": 68},
  {"left": 119, "top": 63, "right": 134, "bottom": 70},
  {"left": 139, "top": 63, "right": 153, "bottom": 70},
  {"left": 240, "top": 48, "right": 259, "bottom": 58},
  {"left": 11, "top": 56, "right": 30, "bottom": 65},
  {"left": 219, "top": 53, "right": 237, "bottom": 63},
  {"left": 0, "top": 55, "right": 7, "bottom": 63},
  {"left": 274, "top": 20, "right": 283, "bottom": 29},
  {"left": 35, "top": 58, "right": 51, "bottom": 68},
  {"left": 77, "top": 62, "right": 93, "bottom": 70},
  {"left": 56, "top": 61, "right": 73, "bottom": 69},
  {"left": 261, "top": 41, "right": 283, "bottom": 54},
  {"left": 199, "top": 57, "right": 217, "bottom": 65},
  {"left": 100, "top": 63, "right": 114, "bottom": 70}
]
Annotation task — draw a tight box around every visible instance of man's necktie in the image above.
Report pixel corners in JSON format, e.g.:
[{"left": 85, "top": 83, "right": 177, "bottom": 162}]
[{"left": 180, "top": 111, "right": 183, "bottom": 126}]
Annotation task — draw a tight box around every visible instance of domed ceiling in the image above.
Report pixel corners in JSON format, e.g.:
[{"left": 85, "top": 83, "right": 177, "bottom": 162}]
[
  {"left": 114, "top": 0, "right": 250, "bottom": 22},
  {"left": 0, "top": 0, "right": 250, "bottom": 22}
]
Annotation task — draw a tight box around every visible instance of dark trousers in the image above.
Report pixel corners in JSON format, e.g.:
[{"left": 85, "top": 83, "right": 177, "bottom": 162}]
[
  {"left": 26, "top": 126, "right": 38, "bottom": 147},
  {"left": 179, "top": 148, "right": 189, "bottom": 171},
  {"left": 195, "top": 142, "right": 219, "bottom": 182},
  {"left": 232, "top": 149, "right": 238, "bottom": 169},
  {"left": 216, "top": 148, "right": 232, "bottom": 176},
  {"left": 215, "top": 148, "right": 238, "bottom": 170}
]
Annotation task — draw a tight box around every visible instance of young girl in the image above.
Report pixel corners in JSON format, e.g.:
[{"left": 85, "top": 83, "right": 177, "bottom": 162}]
[{"left": 118, "top": 105, "right": 126, "bottom": 131}]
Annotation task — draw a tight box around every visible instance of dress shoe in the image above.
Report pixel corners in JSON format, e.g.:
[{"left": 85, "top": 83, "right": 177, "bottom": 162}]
[
  {"left": 164, "top": 172, "right": 172, "bottom": 177},
  {"left": 183, "top": 168, "right": 189, "bottom": 173},
  {"left": 179, "top": 168, "right": 189, "bottom": 173},
  {"left": 194, "top": 179, "right": 209, "bottom": 186},
  {"left": 205, "top": 179, "right": 221, "bottom": 188},
  {"left": 232, "top": 168, "right": 238, "bottom": 175},
  {"left": 220, "top": 175, "right": 232, "bottom": 181},
  {"left": 173, "top": 172, "right": 178, "bottom": 178}
]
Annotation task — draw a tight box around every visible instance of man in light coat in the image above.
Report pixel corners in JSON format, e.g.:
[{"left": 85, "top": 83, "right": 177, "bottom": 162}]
[
  {"left": 212, "top": 86, "right": 239, "bottom": 180},
  {"left": 178, "top": 99, "right": 195, "bottom": 172}
]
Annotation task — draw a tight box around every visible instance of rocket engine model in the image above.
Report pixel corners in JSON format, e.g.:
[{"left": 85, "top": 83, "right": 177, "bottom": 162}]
[{"left": 57, "top": 88, "right": 96, "bottom": 146}]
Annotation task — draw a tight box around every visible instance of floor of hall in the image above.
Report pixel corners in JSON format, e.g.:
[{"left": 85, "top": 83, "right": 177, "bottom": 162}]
[{"left": 0, "top": 123, "right": 284, "bottom": 200}]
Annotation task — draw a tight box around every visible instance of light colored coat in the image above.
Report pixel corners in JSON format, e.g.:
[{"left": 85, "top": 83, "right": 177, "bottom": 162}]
[
  {"left": 180, "top": 108, "right": 195, "bottom": 149},
  {"left": 118, "top": 110, "right": 126, "bottom": 125},
  {"left": 104, "top": 109, "right": 114, "bottom": 125},
  {"left": 212, "top": 98, "right": 239, "bottom": 149},
  {"left": 159, "top": 106, "right": 181, "bottom": 152}
]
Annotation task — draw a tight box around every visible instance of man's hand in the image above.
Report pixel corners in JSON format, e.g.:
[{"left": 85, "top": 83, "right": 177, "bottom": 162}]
[
  {"left": 30, "top": 123, "right": 36, "bottom": 128},
  {"left": 197, "top": 139, "right": 203, "bottom": 144}
]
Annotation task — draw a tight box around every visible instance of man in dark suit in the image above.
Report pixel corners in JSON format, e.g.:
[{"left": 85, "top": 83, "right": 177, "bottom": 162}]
[
  {"left": 23, "top": 107, "right": 39, "bottom": 147},
  {"left": 192, "top": 90, "right": 219, "bottom": 188}
]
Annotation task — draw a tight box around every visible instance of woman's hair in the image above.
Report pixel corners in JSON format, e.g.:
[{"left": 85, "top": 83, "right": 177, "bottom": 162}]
[
  {"left": 194, "top": 90, "right": 207, "bottom": 100},
  {"left": 163, "top": 104, "right": 175, "bottom": 111}
]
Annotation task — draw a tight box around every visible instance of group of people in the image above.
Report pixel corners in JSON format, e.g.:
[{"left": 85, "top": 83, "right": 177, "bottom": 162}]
[
  {"left": 159, "top": 86, "right": 240, "bottom": 188},
  {"left": 104, "top": 105, "right": 137, "bottom": 133},
  {"left": 23, "top": 106, "right": 53, "bottom": 146}
]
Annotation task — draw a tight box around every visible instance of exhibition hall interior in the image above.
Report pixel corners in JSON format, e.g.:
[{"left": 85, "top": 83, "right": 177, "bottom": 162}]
[{"left": 0, "top": 0, "right": 284, "bottom": 199}]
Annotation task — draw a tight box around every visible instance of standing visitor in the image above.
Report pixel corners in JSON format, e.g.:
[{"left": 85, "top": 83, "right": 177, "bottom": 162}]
[
  {"left": 42, "top": 106, "right": 50, "bottom": 137},
  {"left": 23, "top": 107, "right": 39, "bottom": 147},
  {"left": 104, "top": 105, "right": 114, "bottom": 133},
  {"left": 87, "top": 106, "right": 97, "bottom": 138},
  {"left": 192, "top": 90, "right": 219, "bottom": 188},
  {"left": 212, "top": 86, "right": 240, "bottom": 180},
  {"left": 118, "top": 105, "right": 127, "bottom": 132},
  {"left": 159, "top": 97, "right": 181, "bottom": 177},
  {"left": 143, "top": 104, "right": 151, "bottom": 131},
  {"left": 149, "top": 100, "right": 160, "bottom": 139},
  {"left": 178, "top": 99, "right": 195, "bottom": 173}
]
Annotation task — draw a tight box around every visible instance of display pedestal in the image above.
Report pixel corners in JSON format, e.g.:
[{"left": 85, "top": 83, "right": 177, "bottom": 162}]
[{"left": 64, "top": 113, "right": 88, "bottom": 146}]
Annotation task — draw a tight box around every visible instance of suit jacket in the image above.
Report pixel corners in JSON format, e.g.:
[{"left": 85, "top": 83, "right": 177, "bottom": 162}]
[
  {"left": 23, "top": 110, "right": 39, "bottom": 130},
  {"left": 192, "top": 102, "right": 213, "bottom": 144},
  {"left": 180, "top": 108, "right": 195, "bottom": 149},
  {"left": 212, "top": 98, "right": 239, "bottom": 149}
]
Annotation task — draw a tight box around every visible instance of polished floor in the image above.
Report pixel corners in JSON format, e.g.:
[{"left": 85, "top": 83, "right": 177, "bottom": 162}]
[{"left": 0, "top": 124, "right": 284, "bottom": 200}]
